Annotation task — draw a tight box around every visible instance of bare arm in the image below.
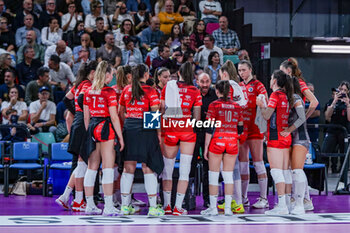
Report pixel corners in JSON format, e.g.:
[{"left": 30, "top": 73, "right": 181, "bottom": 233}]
[
  {"left": 193, "top": 106, "right": 201, "bottom": 121},
  {"left": 203, "top": 132, "right": 212, "bottom": 161},
  {"left": 118, "top": 105, "right": 126, "bottom": 124},
  {"left": 109, "top": 105, "right": 124, "bottom": 151},
  {"left": 18, "top": 110, "right": 28, "bottom": 122},
  {"left": 83, "top": 104, "right": 91, "bottom": 130},
  {"left": 303, "top": 89, "right": 319, "bottom": 119}
]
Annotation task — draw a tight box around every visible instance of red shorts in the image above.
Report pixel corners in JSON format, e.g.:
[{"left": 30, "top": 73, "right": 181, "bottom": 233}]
[
  {"left": 246, "top": 121, "right": 264, "bottom": 140},
  {"left": 93, "top": 121, "right": 115, "bottom": 142},
  {"left": 209, "top": 136, "right": 238, "bottom": 155},
  {"left": 164, "top": 132, "right": 196, "bottom": 146},
  {"left": 267, "top": 139, "right": 291, "bottom": 149}
]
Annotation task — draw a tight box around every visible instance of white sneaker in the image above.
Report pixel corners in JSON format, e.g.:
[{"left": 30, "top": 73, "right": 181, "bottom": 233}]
[
  {"left": 265, "top": 204, "right": 289, "bottom": 215},
  {"left": 103, "top": 206, "right": 121, "bottom": 216},
  {"left": 290, "top": 205, "right": 305, "bottom": 215},
  {"left": 252, "top": 197, "right": 269, "bottom": 209},
  {"left": 131, "top": 197, "right": 146, "bottom": 206},
  {"left": 304, "top": 199, "right": 314, "bottom": 211},
  {"left": 55, "top": 196, "right": 70, "bottom": 210},
  {"left": 200, "top": 207, "right": 219, "bottom": 216},
  {"left": 85, "top": 205, "right": 102, "bottom": 215},
  {"left": 243, "top": 197, "right": 250, "bottom": 207},
  {"left": 224, "top": 208, "right": 233, "bottom": 216}
]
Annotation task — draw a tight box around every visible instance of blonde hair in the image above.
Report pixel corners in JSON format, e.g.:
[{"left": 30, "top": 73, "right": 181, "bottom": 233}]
[
  {"left": 157, "top": 0, "right": 166, "bottom": 11},
  {"left": 92, "top": 61, "right": 111, "bottom": 91},
  {"left": 220, "top": 60, "right": 239, "bottom": 82}
]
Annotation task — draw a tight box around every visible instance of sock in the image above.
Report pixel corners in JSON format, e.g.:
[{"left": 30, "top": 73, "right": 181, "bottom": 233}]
[
  {"left": 175, "top": 193, "right": 185, "bottom": 209},
  {"left": 148, "top": 195, "right": 157, "bottom": 207},
  {"left": 258, "top": 177, "right": 268, "bottom": 199},
  {"left": 121, "top": 194, "right": 130, "bottom": 207},
  {"left": 285, "top": 194, "right": 291, "bottom": 208},
  {"left": 278, "top": 195, "right": 286, "bottom": 207},
  {"left": 163, "top": 191, "right": 171, "bottom": 208},
  {"left": 209, "top": 195, "right": 218, "bottom": 209},
  {"left": 233, "top": 180, "right": 242, "bottom": 205},
  {"left": 74, "top": 191, "right": 83, "bottom": 203},
  {"left": 144, "top": 173, "right": 158, "bottom": 208},
  {"left": 86, "top": 196, "right": 95, "bottom": 208},
  {"left": 104, "top": 195, "right": 114, "bottom": 208},
  {"left": 304, "top": 179, "right": 311, "bottom": 201},
  {"left": 225, "top": 195, "right": 232, "bottom": 210},
  {"left": 241, "top": 180, "right": 249, "bottom": 199},
  {"left": 61, "top": 186, "right": 73, "bottom": 200}
]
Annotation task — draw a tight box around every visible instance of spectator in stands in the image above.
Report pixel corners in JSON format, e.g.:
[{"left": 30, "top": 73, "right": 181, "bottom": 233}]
[
  {"left": 0, "top": 17, "right": 15, "bottom": 54},
  {"left": 140, "top": 16, "right": 164, "bottom": 55},
  {"left": 13, "top": 0, "right": 39, "bottom": 31},
  {"left": 44, "top": 40, "right": 73, "bottom": 67},
  {"left": 0, "top": 70, "right": 25, "bottom": 102},
  {"left": 189, "top": 20, "right": 207, "bottom": 52},
  {"left": 81, "top": 0, "right": 103, "bottom": 15},
  {"left": 134, "top": 2, "right": 151, "bottom": 34},
  {"left": 25, "top": 67, "right": 52, "bottom": 105},
  {"left": 110, "top": 1, "right": 133, "bottom": 29},
  {"left": 41, "top": 17, "right": 63, "bottom": 47},
  {"left": 27, "top": 86, "right": 57, "bottom": 134},
  {"left": 0, "top": 53, "right": 16, "bottom": 84},
  {"left": 16, "top": 31, "right": 45, "bottom": 65},
  {"left": 151, "top": 44, "right": 173, "bottom": 75},
  {"left": 305, "top": 83, "right": 320, "bottom": 143},
  {"left": 121, "top": 36, "right": 143, "bottom": 66},
  {"left": 38, "top": 0, "right": 61, "bottom": 30},
  {"left": 175, "top": 0, "right": 196, "bottom": 34},
  {"left": 104, "top": 0, "right": 118, "bottom": 16},
  {"left": 55, "top": 109, "right": 69, "bottom": 142},
  {"left": 114, "top": 19, "right": 136, "bottom": 50},
  {"left": 158, "top": 0, "right": 183, "bottom": 35},
  {"left": 170, "top": 23, "right": 182, "bottom": 49},
  {"left": 57, "top": 0, "right": 83, "bottom": 17},
  {"left": 16, "top": 45, "right": 42, "bottom": 86},
  {"left": 73, "top": 33, "right": 96, "bottom": 63},
  {"left": 61, "top": 2, "right": 83, "bottom": 33},
  {"left": 212, "top": 16, "right": 240, "bottom": 55},
  {"left": 66, "top": 20, "right": 85, "bottom": 49},
  {"left": 322, "top": 81, "right": 350, "bottom": 173},
  {"left": 127, "top": 0, "right": 151, "bottom": 13},
  {"left": 72, "top": 48, "right": 90, "bottom": 76},
  {"left": 15, "top": 14, "right": 41, "bottom": 48},
  {"left": 173, "top": 34, "right": 193, "bottom": 55},
  {"left": 154, "top": 0, "right": 166, "bottom": 15},
  {"left": 1, "top": 87, "right": 28, "bottom": 124},
  {"left": 146, "top": 35, "right": 172, "bottom": 63},
  {"left": 90, "top": 17, "right": 107, "bottom": 48},
  {"left": 96, "top": 32, "right": 122, "bottom": 67},
  {"left": 203, "top": 51, "right": 220, "bottom": 84},
  {"left": 84, "top": 0, "right": 108, "bottom": 33},
  {"left": 194, "top": 34, "right": 223, "bottom": 68},
  {"left": 0, "top": 109, "right": 26, "bottom": 143},
  {"left": 0, "top": 1, "right": 13, "bottom": 29},
  {"left": 199, "top": 0, "right": 222, "bottom": 24},
  {"left": 238, "top": 49, "right": 250, "bottom": 61},
  {"left": 47, "top": 55, "right": 75, "bottom": 92}
]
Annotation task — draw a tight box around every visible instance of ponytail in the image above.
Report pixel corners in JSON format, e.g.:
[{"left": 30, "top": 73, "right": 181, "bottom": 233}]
[
  {"left": 116, "top": 65, "right": 132, "bottom": 89},
  {"left": 272, "top": 70, "right": 294, "bottom": 108},
  {"left": 92, "top": 61, "right": 111, "bottom": 91},
  {"left": 220, "top": 60, "right": 239, "bottom": 82},
  {"left": 280, "top": 57, "right": 304, "bottom": 81},
  {"left": 75, "top": 60, "right": 98, "bottom": 89},
  {"left": 130, "top": 64, "right": 147, "bottom": 103},
  {"left": 215, "top": 80, "right": 230, "bottom": 101},
  {"left": 179, "top": 62, "right": 194, "bottom": 85}
]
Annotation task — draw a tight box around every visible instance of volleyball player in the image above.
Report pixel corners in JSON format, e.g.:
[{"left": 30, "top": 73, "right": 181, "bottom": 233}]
[
  {"left": 83, "top": 61, "right": 124, "bottom": 215},
  {"left": 119, "top": 64, "right": 165, "bottom": 217},
  {"left": 56, "top": 61, "right": 98, "bottom": 211},
  {"left": 238, "top": 60, "right": 269, "bottom": 208},
  {"left": 201, "top": 80, "right": 243, "bottom": 216},
  {"left": 161, "top": 62, "right": 202, "bottom": 216},
  {"left": 256, "top": 70, "right": 293, "bottom": 215},
  {"left": 154, "top": 67, "right": 171, "bottom": 97}
]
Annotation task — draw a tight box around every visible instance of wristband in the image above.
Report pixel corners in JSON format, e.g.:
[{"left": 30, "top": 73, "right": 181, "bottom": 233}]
[{"left": 147, "top": 47, "right": 151, "bottom": 52}]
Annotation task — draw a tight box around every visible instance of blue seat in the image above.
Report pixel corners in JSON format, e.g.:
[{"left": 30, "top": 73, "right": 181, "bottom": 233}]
[{"left": 6, "top": 142, "right": 44, "bottom": 196}]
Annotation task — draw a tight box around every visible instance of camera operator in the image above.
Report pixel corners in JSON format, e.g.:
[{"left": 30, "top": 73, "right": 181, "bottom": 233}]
[{"left": 322, "top": 81, "right": 350, "bottom": 173}]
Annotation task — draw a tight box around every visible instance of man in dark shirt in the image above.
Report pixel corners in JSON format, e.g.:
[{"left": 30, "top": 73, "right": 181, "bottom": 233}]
[
  {"left": 16, "top": 45, "right": 41, "bottom": 86},
  {"left": 192, "top": 72, "right": 217, "bottom": 207},
  {"left": 90, "top": 17, "right": 107, "bottom": 48},
  {"left": 151, "top": 45, "right": 173, "bottom": 76},
  {"left": 13, "top": 0, "right": 39, "bottom": 31},
  {"left": 0, "top": 70, "right": 25, "bottom": 102},
  {"left": 38, "top": 0, "right": 61, "bottom": 30}
]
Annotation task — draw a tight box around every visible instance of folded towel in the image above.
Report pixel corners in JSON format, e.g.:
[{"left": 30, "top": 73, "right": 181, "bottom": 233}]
[
  {"left": 255, "top": 94, "right": 267, "bottom": 133},
  {"left": 229, "top": 80, "right": 248, "bottom": 106},
  {"left": 164, "top": 80, "right": 183, "bottom": 118}
]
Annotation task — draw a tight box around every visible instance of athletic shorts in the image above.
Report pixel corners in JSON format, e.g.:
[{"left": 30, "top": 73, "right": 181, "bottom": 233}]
[
  {"left": 93, "top": 121, "right": 115, "bottom": 142},
  {"left": 164, "top": 132, "right": 196, "bottom": 146},
  {"left": 247, "top": 121, "right": 264, "bottom": 140},
  {"left": 209, "top": 136, "right": 238, "bottom": 155},
  {"left": 267, "top": 139, "right": 291, "bottom": 149}
]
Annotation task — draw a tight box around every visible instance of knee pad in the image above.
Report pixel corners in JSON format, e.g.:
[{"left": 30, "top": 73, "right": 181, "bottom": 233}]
[
  {"left": 208, "top": 171, "right": 219, "bottom": 186},
  {"left": 144, "top": 173, "right": 158, "bottom": 195},
  {"left": 239, "top": 161, "right": 250, "bottom": 176},
  {"left": 84, "top": 169, "right": 97, "bottom": 187},
  {"left": 102, "top": 168, "right": 114, "bottom": 184},
  {"left": 120, "top": 173, "right": 134, "bottom": 194},
  {"left": 283, "top": 169, "right": 292, "bottom": 184},
  {"left": 292, "top": 169, "right": 305, "bottom": 183},
  {"left": 222, "top": 171, "right": 234, "bottom": 184},
  {"left": 75, "top": 161, "right": 87, "bottom": 178},
  {"left": 270, "top": 168, "right": 285, "bottom": 184},
  {"left": 253, "top": 161, "right": 266, "bottom": 175},
  {"left": 178, "top": 154, "right": 192, "bottom": 181},
  {"left": 114, "top": 166, "right": 119, "bottom": 181},
  {"left": 162, "top": 157, "right": 176, "bottom": 181}
]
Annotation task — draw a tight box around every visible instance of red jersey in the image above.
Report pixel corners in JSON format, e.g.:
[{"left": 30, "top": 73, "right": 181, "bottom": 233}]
[
  {"left": 84, "top": 86, "right": 118, "bottom": 117},
  {"left": 119, "top": 83, "right": 160, "bottom": 119},
  {"left": 206, "top": 98, "right": 243, "bottom": 138},
  {"left": 71, "top": 80, "right": 92, "bottom": 112},
  {"left": 155, "top": 85, "right": 162, "bottom": 98},
  {"left": 298, "top": 78, "right": 309, "bottom": 102},
  {"left": 111, "top": 84, "right": 124, "bottom": 103},
  {"left": 266, "top": 90, "right": 292, "bottom": 148}
]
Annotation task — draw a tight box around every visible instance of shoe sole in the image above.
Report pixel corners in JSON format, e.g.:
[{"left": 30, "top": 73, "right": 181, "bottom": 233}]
[
  {"left": 164, "top": 211, "right": 172, "bottom": 214},
  {"left": 252, "top": 204, "right": 269, "bottom": 209},
  {"left": 172, "top": 212, "right": 187, "bottom": 216},
  {"left": 72, "top": 207, "right": 85, "bottom": 212},
  {"left": 55, "top": 199, "right": 69, "bottom": 210}
]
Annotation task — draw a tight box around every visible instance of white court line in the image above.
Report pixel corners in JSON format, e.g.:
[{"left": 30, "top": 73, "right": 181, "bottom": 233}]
[{"left": 1, "top": 213, "right": 350, "bottom": 226}]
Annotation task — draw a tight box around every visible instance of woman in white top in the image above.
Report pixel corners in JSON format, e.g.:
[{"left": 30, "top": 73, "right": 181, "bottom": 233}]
[
  {"left": 113, "top": 19, "right": 136, "bottom": 50},
  {"left": 41, "top": 18, "right": 63, "bottom": 47},
  {"left": 1, "top": 87, "right": 28, "bottom": 124},
  {"left": 61, "top": 2, "right": 83, "bottom": 33},
  {"left": 84, "top": 0, "right": 109, "bottom": 33}
]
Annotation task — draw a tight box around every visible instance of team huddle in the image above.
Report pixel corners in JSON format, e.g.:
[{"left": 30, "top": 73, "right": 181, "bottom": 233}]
[{"left": 55, "top": 57, "right": 318, "bottom": 217}]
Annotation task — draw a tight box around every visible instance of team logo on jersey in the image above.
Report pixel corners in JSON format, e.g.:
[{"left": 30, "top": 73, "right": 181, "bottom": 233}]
[
  {"left": 248, "top": 87, "right": 253, "bottom": 92},
  {"left": 143, "top": 110, "right": 161, "bottom": 129}
]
